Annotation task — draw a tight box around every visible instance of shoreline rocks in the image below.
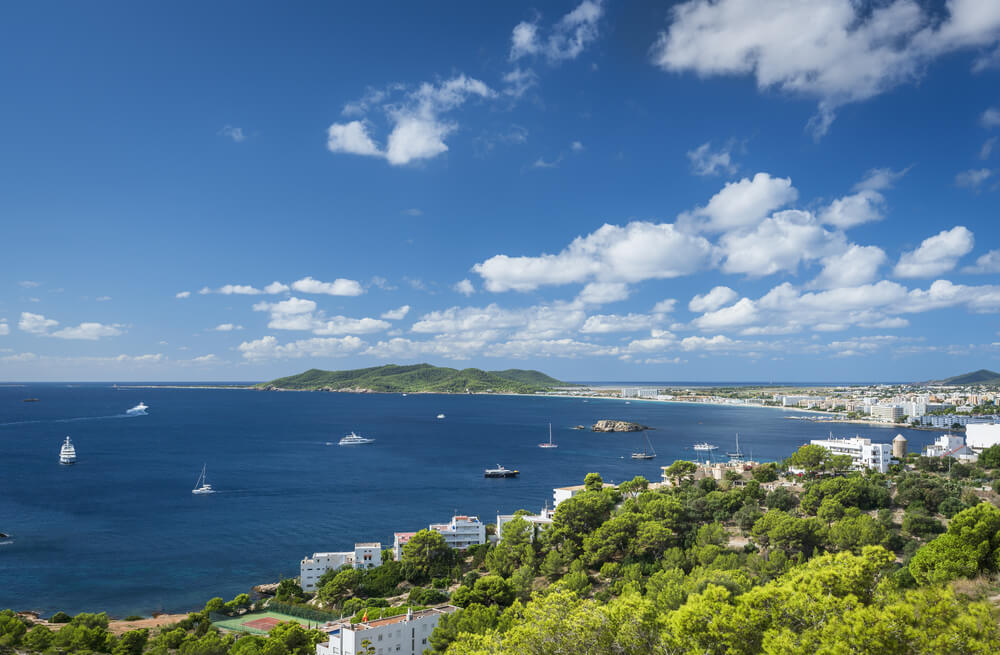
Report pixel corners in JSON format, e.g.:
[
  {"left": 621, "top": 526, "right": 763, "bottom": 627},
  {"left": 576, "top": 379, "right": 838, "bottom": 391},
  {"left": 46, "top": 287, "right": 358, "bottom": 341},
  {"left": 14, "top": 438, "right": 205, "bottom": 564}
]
[{"left": 592, "top": 420, "right": 651, "bottom": 432}]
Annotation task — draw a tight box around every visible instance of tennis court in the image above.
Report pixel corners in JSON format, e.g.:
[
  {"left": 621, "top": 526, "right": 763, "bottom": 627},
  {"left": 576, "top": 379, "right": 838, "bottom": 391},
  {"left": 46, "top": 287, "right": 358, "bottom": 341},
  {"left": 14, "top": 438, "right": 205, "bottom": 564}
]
[{"left": 211, "top": 611, "right": 325, "bottom": 634}]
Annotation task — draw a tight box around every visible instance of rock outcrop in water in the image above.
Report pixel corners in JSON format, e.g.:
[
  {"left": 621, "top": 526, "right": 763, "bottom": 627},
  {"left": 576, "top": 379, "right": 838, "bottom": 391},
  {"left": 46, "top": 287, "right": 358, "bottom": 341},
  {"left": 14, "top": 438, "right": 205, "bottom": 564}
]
[{"left": 592, "top": 420, "right": 650, "bottom": 432}]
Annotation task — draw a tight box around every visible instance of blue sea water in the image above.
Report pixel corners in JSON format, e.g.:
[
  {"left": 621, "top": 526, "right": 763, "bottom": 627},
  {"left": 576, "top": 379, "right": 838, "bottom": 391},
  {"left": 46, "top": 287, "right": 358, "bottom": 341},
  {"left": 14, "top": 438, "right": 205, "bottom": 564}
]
[{"left": 0, "top": 384, "right": 939, "bottom": 617}]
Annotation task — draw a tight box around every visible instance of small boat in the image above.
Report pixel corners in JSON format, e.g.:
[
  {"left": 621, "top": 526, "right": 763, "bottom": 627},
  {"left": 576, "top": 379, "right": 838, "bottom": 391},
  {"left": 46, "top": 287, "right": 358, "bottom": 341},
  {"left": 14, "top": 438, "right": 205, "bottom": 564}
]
[
  {"left": 572, "top": 425, "right": 586, "bottom": 430},
  {"left": 631, "top": 433, "right": 656, "bottom": 460},
  {"left": 726, "top": 433, "right": 744, "bottom": 459},
  {"left": 437, "top": 413, "right": 445, "bottom": 419},
  {"left": 23, "top": 398, "right": 40, "bottom": 402},
  {"left": 693, "top": 442, "right": 718, "bottom": 452},
  {"left": 539, "top": 423, "right": 558, "bottom": 448},
  {"left": 484, "top": 464, "right": 519, "bottom": 478},
  {"left": 192, "top": 464, "right": 214, "bottom": 494},
  {"left": 126, "top": 402, "right": 149, "bottom": 416},
  {"left": 338, "top": 432, "right": 375, "bottom": 446},
  {"left": 59, "top": 437, "right": 77, "bottom": 465}
]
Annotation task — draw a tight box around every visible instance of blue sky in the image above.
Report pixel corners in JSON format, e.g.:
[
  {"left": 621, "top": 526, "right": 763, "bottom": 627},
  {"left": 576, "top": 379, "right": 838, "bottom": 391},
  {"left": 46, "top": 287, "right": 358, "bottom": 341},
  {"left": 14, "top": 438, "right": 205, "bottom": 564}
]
[{"left": 2, "top": 0, "right": 999, "bottom": 382}]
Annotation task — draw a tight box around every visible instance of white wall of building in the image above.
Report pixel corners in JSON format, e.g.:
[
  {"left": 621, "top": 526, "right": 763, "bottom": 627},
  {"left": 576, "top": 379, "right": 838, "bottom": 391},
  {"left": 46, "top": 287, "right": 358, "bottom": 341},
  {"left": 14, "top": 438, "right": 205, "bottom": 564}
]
[
  {"left": 317, "top": 607, "right": 457, "bottom": 655},
  {"left": 300, "top": 543, "right": 382, "bottom": 591},
  {"left": 810, "top": 437, "right": 893, "bottom": 473},
  {"left": 966, "top": 423, "right": 1000, "bottom": 450}
]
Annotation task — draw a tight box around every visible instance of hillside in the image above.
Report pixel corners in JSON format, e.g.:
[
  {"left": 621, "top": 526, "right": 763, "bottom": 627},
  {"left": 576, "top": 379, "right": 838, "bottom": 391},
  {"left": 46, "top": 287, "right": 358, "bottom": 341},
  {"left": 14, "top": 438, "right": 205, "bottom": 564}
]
[
  {"left": 932, "top": 369, "right": 1000, "bottom": 385},
  {"left": 259, "top": 363, "right": 570, "bottom": 393}
]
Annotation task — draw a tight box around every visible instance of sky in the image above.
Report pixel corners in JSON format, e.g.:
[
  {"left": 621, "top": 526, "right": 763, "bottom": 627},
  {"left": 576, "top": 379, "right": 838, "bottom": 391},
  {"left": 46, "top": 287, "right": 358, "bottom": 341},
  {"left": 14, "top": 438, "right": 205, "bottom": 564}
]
[{"left": 1, "top": 0, "right": 999, "bottom": 383}]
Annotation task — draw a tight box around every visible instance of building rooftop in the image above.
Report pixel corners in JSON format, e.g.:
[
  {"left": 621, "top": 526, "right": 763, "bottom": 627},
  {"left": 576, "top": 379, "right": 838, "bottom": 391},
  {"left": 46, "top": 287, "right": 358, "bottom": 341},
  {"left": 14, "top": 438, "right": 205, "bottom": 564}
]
[
  {"left": 350, "top": 606, "right": 459, "bottom": 631},
  {"left": 554, "top": 483, "right": 616, "bottom": 491},
  {"left": 355, "top": 542, "right": 381, "bottom": 548}
]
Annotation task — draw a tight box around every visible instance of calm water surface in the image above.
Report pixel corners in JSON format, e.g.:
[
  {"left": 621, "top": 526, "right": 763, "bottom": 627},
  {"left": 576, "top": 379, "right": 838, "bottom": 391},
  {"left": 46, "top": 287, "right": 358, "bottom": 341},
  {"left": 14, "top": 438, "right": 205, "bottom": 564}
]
[{"left": 0, "top": 384, "right": 938, "bottom": 616}]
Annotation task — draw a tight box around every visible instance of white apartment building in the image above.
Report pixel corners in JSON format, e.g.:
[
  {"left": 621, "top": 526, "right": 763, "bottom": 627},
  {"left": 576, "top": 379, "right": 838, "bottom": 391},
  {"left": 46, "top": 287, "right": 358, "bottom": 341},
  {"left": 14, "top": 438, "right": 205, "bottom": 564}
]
[
  {"left": 429, "top": 515, "right": 486, "bottom": 550},
  {"left": 300, "top": 543, "right": 382, "bottom": 591},
  {"left": 966, "top": 423, "right": 1000, "bottom": 451},
  {"left": 316, "top": 606, "right": 458, "bottom": 655},
  {"left": 809, "top": 436, "right": 893, "bottom": 473},
  {"left": 391, "top": 532, "right": 416, "bottom": 562},
  {"left": 902, "top": 401, "right": 927, "bottom": 418},
  {"left": 916, "top": 414, "right": 1000, "bottom": 428},
  {"left": 870, "top": 405, "right": 903, "bottom": 423},
  {"left": 621, "top": 387, "right": 658, "bottom": 399},
  {"left": 496, "top": 507, "right": 555, "bottom": 542},
  {"left": 923, "top": 434, "right": 977, "bottom": 461}
]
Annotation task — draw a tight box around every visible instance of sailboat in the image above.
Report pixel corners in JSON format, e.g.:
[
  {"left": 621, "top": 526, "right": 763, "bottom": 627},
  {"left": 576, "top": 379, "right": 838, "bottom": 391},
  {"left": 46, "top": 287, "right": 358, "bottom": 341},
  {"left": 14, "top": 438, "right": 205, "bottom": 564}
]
[
  {"left": 538, "top": 423, "right": 558, "bottom": 448},
  {"left": 631, "top": 433, "right": 656, "bottom": 460},
  {"left": 726, "top": 433, "right": 744, "bottom": 459},
  {"left": 192, "top": 464, "right": 215, "bottom": 495}
]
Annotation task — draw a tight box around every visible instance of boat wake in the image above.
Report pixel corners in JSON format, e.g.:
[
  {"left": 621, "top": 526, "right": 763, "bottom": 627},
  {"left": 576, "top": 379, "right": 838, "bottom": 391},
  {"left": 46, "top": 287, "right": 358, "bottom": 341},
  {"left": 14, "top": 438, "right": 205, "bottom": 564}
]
[{"left": 0, "top": 413, "right": 134, "bottom": 428}]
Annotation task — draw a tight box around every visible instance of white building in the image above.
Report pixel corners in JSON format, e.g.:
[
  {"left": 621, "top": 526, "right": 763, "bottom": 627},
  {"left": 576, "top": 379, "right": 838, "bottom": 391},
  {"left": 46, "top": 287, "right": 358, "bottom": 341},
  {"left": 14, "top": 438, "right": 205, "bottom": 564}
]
[
  {"left": 392, "top": 532, "right": 416, "bottom": 562},
  {"left": 496, "top": 507, "right": 555, "bottom": 542},
  {"left": 966, "top": 423, "right": 1000, "bottom": 451},
  {"left": 923, "top": 433, "right": 977, "bottom": 461},
  {"left": 621, "top": 387, "right": 658, "bottom": 399},
  {"left": 809, "top": 436, "right": 893, "bottom": 473},
  {"left": 429, "top": 515, "right": 486, "bottom": 550},
  {"left": 300, "top": 543, "right": 382, "bottom": 591},
  {"left": 915, "top": 414, "right": 1000, "bottom": 428},
  {"left": 316, "top": 606, "right": 458, "bottom": 655},
  {"left": 870, "top": 405, "right": 903, "bottom": 423},
  {"left": 553, "top": 483, "right": 615, "bottom": 507}
]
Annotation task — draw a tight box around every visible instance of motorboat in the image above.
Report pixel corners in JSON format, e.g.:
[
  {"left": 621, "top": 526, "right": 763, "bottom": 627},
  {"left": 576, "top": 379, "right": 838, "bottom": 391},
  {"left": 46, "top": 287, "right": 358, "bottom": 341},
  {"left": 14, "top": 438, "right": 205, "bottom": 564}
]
[
  {"left": 484, "top": 464, "right": 519, "bottom": 478},
  {"left": 338, "top": 432, "right": 375, "bottom": 445},
  {"left": 693, "top": 442, "right": 718, "bottom": 451},
  {"left": 192, "top": 464, "right": 214, "bottom": 494},
  {"left": 59, "top": 436, "right": 77, "bottom": 465},
  {"left": 436, "top": 414, "right": 446, "bottom": 419},
  {"left": 126, "top": 402, "right": 149, "bottom": 415}
]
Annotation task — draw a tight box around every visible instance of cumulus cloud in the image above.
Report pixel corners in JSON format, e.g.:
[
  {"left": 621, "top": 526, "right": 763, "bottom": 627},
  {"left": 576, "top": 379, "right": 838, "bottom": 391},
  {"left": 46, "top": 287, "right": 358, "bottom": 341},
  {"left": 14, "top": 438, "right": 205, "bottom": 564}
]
[
  {"left": 213, "top": 323, "right": 243, "bottom": 332},
  {"left": 719, "top": 210, "right": 845, "bottom": 276},
  {"left": 576, "top": 282, "right": 629, "bottom": 305},
  {"left": 381, "top": 305, "right": 411, "bottom": 320},
  {"left": 18, "top": 312, "right": 59, "bottom": 335},
  {"left": 963, "top": 249, "right": 1000, "bottom": 274},
  {"left": 291, "top": 276, "right": 364, "bottom": 296},
  {"left": 894, "top": 226, "right": 975, "bottom": 278},
  {"left": 238, "top": 335, "right": 365, "bottom": 360},
  {"left": 0, "top": 320, "right": 8, "bottom": 336},
  {"left": 219, "top": 285, "right": 264, "bottom": 295},
  {"left": 509, "top": 0, "right": 604, "bottom": 63},
  {"left": 51, "top": 322, "right": 124, "bottom": 340},
  {"left": 680, "top": 173, "right": 797, "bottom": 232},
  {"left": 453, "top": 279, "right": 475, "bottom": 296},
  {"left": 955, "top": 168, "right": 994, "bottom": 188},
  {"left": 982, "top": 107, "right": 1000, "bottom": 128},
  {"left": 811, "top": 244, "right": 888, "bottom": 289},
  {"left": 687, "top": 141, "right": 737, "bottom": 176},
  {"left": 819, "top": 189, "right": 886, "bottom": 228},
  {"left": 253, "top": 296, "right": 388, "bottom": 335},
  {"left": 263, "top": 281, "right": 290, "bottom": 294},
  {"left": 474, "top": 221, "right": 714, "bottom": 292},
  {"left": 580, "top": 313, "right": 660, "bottom": 333},
  {"left": 328, "top": 75, "right": 497, "bottom": 166},
  {"left": 688, "top": 286, "right": 738, "bottom": 313},
  {"left": 652, "top": 0, "right": 1000, "bottom": 137}
]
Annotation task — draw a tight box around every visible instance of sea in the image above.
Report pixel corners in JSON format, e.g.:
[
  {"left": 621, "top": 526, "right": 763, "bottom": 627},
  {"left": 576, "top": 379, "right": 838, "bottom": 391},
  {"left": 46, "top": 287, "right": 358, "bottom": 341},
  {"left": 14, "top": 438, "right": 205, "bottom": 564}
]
[{"left": 0, "top": 383, "right": 941, "bottom": 617}]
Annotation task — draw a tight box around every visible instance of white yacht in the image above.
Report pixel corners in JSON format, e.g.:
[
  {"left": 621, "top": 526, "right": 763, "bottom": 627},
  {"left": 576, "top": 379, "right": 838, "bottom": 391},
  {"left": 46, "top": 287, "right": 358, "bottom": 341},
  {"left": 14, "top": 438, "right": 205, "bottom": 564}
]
[
  {"left": 693, "top": 442, "right": 718, "bottom": 452},
  {"left": 632, "top": 433, "right": 657, "bottom": 460},
  {"left": 192, "top": 464, "right": 214, "bottom": 494},
  {"left": 338, "top": 432, "right": 375, "bottom": 446},
  {"left": 538, "top": 423, "right": 558, "bottom": 448},
  {"left": 59, "top": 436, "right": 77, "bottom": 465},
  {"left": 126, "top": 402, "right": 149, "bottom": 416},
  {"left": 436, "top": 413, "right": 446, "bottom": 419}
]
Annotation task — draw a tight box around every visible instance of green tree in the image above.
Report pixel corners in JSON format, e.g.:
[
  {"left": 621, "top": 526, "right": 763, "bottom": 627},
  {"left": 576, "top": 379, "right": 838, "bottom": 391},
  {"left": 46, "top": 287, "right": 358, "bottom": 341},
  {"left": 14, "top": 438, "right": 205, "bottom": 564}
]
[
  {"left": 273, "top": 579, "right": 306, "bottom": 603},
  {"left": 584, "top": 472, "right": 605, "bottom": 491},
  {"left": 23, "top": 624, "right": 54, "bottom": 651},
  {"left": 268, "top": 621, "right": 327, "bottom": 655},
  {"left": 470, "top": 575, "right": 514, "bottom": 607},
  {"left": 788, "top": 444, "right": 831, "bottom": 472},
  {"left": 663, "top": 460, "right": 698, "bottom": 485},
  {"left": 827, "top": 514, "right": 887, "bottom": 553},
  {"left": 909, "top": 502, "right": 1000, "bottom": 584},
  {"left": 979, "top": 444, "right": 1000, "bottom": 468},
  {"left": 402, "top": 529, "right": 453, "bottom": 582},
  {"left": 113, "top": 628, "right": 149, "bottom": 655}
]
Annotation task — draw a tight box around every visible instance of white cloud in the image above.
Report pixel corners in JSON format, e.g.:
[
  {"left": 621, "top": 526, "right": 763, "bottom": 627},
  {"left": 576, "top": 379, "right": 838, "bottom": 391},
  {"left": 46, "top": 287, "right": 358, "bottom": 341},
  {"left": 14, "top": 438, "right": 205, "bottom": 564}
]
[
  {"left": 218, "top": 125, "right": 246, "bottom": 143},
  {"left": 253, "top": 297, "right": 388, "bottom": 335},
  {"left": 853, "top": 167, "right": 908, "bottom": 191},
  {"left": 680, "top": 335, "right": 738, "bottom": 351},
  {"left": 329, "top": 75, "right": 497, "bottom": 166},
  {"left": 692, "top": 297, "right": 759, "bottom": 330},
  {"left": 190, "top": 354, "right": 220, "bottom": 364},
  {"left": 570, "top": 140, "right": 585, "bottom": 152},
  {"left": 0, "top": 321, "right": 8, "bottom": 336},
  {"left": 818, "top": 189, "right": 886, "bottom": 228},
  {"left": 1, "top": 352, "right": 36, "bottom": 362},
  {"left": 313, "top": 317, "right": 391, "bottom": 336},
  {"left": 381, "top": 305, "right": 411, "bottom": 320},
  {"left": 576, "top": 282, "right": 629, "bottom": 305},
  {"left": 474, "top": 221, "right": 715, "bottom": 292},
  {"left": 580, "top": 313, "right": 659, "bottom": 333},
  {"left": 502, "top": 67, "right": 538, "bottom": 98},
  {"left": 213, "top": 323, "right": 244, "bottom": 332},
  {"left": 680, "top": 172, "right": 797, "bottom": 232},
  {"left": 238, "top": 335, "right": 365, "bottom": 360},
  {"left": 955, "top": 168, "right": 994, "bottom": 188},
  {"left": 982, "top": 107, "right": 1000, "bottom": 128},
  {"left": 688, "top": 286, "right": 738, "bottom": 313},
  {"left": 18, "top": 280, "right": 40, "bottom": 288},
  {"left": 263, "top": 281, "right": 290, "bottom": 294},
  {"left": 51, "top": 322, "right": 124, "bottom": 340},
  {"left": 326, "top": 121, "right": 383, "bottom": 157},
  {"left": 652, "top": 299, "right": 677, "bottom": 315},
  {"left": 254, "top": 297, "right": 317, "bottom": 317},
  {"left": 18, "top": 312, "right": 58, "bottom": 335},
  {"left": 96, "top": 296, "right": 111, "bottom": 302},
  {"left": 402, "top": 208, "right": 423, "bottom": 217},
  {"left": 811, "top": 244, "right": 887, "bottom": 288},
  {"left": 291, "top": 276, "right": 364, "bottom": 296},
  {"left": 198, "top": 287, "right": 211, "bottom": 295},
  {"left": 980, "top": 137, "right": 997, "bottom": 160},
  {"left": 652, "top": 0, "right": 1000, "bottom": 137},
  {"left": 720, "top": 209, "right": 845, "bottom": 276},
  {"left": 219, "top": 284, "right": 264, "bottom": 295},
  {"left": 894, "top": 226, "right": 975, "bottom": 278},
  {"left": 510, "top": 0, "right": 604, "bottom": 62},
  {"left": 453, "top": 279, "right": 475, "bottom": 296},
  {"left": 687, "top": 141, "right": 737, "bottom": 176},
  {"left": 963, "top": 249, "right": 1000, "bottom": 274},
  {"left": 532, "top": 156, "right": 562, "bottom": 169},
  {"left": 411, "top": 302, "right": 585, "bottom": 340}
]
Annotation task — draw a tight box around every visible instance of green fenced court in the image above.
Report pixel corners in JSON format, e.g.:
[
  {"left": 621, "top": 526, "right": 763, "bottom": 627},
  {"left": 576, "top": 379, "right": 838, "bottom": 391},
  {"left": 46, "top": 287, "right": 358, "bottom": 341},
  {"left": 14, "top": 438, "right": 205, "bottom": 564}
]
[{"left": 210, "top": 611, "right": 332, "bottom": 635}]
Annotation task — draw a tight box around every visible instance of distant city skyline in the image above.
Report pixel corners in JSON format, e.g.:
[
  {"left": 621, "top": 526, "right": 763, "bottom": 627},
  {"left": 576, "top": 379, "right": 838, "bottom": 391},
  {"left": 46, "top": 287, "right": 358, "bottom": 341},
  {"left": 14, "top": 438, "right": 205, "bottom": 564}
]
[{"left": 2, "top": 0, "right": 1000, "bottom": 382}]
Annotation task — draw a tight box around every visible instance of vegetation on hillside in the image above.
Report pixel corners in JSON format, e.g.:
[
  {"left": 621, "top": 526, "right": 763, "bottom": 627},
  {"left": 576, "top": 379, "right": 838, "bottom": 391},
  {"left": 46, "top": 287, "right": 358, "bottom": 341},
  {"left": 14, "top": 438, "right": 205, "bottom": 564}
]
[
  {"left": 258, "top": 364, "right": 569, "bottom": 393},
  {"left": 931, "top": 369, "right": 1000, "bottom": 386},
  {"left": 5, "top": 445, "right": 1000, "bottom": 654}
]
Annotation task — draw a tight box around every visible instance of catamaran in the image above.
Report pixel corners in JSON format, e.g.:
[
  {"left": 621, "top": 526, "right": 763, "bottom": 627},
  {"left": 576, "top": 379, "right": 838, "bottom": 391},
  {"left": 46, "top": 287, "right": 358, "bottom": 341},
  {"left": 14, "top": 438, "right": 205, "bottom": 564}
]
[
  {"left": 59, "top": 436, "right": 77, "bottom": 465},
  {"left": 538, "top": 423, "right": 558, "bottom": 448},
  {"left": 192, "top": 464, "right": 214, "bottom": 494},
  {"left": 126, "top": 402, "right": 149, "bottom": 416},
  {"left": 632, "top": 433, "right": 656, "bottom": 460},
  {"left": 338, "top": 432, "right": 375, "bottom": 445}
]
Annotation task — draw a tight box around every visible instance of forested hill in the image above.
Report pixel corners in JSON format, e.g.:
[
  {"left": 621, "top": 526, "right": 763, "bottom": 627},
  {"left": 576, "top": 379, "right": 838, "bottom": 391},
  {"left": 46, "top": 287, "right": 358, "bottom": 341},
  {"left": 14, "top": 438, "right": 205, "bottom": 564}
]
[
  {"left": 258, "top": 363, "right": 570, "bottom": 393},
  {"left": 931, "top": 369, "right": 1000, "bottom": 385}
]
